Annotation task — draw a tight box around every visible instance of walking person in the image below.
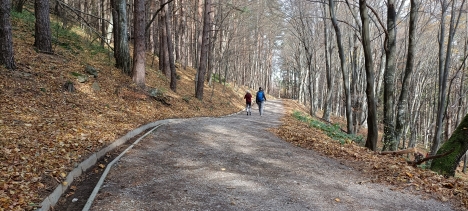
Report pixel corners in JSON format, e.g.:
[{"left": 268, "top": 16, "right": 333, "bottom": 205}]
[
  {"left": 244, "top": 90, "right": 252, "bottom": 115},
  {"left": 255, "top": 87, "right": 266, "bottom": 116}
]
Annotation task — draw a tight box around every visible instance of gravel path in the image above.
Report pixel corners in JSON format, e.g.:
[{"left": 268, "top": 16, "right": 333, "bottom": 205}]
[{"left": 90, "top": 100, "right": 454, "bottom": 211}]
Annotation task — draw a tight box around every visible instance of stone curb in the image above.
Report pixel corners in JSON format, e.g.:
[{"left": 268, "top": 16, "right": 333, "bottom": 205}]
[
  {"left": 82, "top": 124, "right": 164, "bottom": 210},
  {"left": 35, "top": 119, "right": 170, "bottom": 211},
  {"left": 35, "top": 108, "right": 242, "bottom": 211}
]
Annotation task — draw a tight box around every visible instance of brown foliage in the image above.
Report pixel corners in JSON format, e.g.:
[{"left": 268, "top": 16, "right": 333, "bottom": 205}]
[
  {"left": 0, "top": 18, "right": 245, "bottom": 210},
  {"left": 271, "top": 100, "right": 468, "bottom": 211}
]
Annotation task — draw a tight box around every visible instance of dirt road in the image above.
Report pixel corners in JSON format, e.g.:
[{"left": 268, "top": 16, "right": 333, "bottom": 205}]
[{"left": 89, "top": 100, "right": 454, "bottom": 211}]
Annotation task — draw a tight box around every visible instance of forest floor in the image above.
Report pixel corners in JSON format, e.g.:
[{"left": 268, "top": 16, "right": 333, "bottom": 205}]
[
  {"left": 1, "top": 7, "right": 468, "bottom": 211},
  {"left": 1, "top": 10, "right": 246, "bottom": 211}
]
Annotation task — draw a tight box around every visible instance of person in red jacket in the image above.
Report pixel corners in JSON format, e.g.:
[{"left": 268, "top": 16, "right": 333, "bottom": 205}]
[{"left": 244, "top": 90, "right": 252, "bottom": 115}]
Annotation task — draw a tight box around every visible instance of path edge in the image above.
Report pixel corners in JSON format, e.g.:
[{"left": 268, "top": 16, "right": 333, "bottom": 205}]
[
  {"left": 35, "top": 119, "right": 171, "bottom": 211},
  {"left": 34, "top": 108, "right": 245, "bottom": 211}
]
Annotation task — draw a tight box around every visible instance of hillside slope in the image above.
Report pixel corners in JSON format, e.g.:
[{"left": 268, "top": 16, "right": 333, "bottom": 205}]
[{"left": 0, "top": 11, "right": 244, "bottom": 210}]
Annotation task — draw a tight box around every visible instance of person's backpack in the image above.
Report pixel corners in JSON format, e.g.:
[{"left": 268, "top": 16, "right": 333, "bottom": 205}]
[{"left": 256, "top": 91, "right": 264, "bottom": 102}]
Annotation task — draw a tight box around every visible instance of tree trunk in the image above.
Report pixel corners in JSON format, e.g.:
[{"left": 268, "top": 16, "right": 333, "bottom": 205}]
[
  {"left": 431, "top": 0, "right": 465, "bottom": 156},
  {"left": 165, "top": 1, "right": 177, "bottom": 92},
  {"left": 206, "top": 6, "right": 218, "bottom": 85},
  {"left": 382, "top": 0, "right": 397, "bottom": 151},
  {"left": 13, "top": 0, "right": 27, "bottom": 13},
  {"left": 34, "top": 0, "right": 53, "bottom": 53},
  {"left": 431, "top": 113, "right": 468, "bottom": 177},
  {"left": 195, "top": 0, "right": 211, "bottom": 100},
  {"left": 359, "top": 0, "right": 378, "bottom": 151},
  {"left": 328, "top": 0, "right": 354, "bottom": 134},
  {"left": 431, "top": 0, "right": 448, "bottom": 156},
  {"left": 159, "top": 9, "right": 170, "bottom": 78},
  {"left": 113, "top": 0, "right": 131, "bottom": 75},
  {"left": 0, "top": 0, "right": 15, "bottom": 69},
  {"left": 322, "top": 4, "right": 333, "bottom": 122},
  {"left": 132, "top": 0, "right": 145, "bottom": 87},
  {"left": 158, "top": 13, "right": 165, "bottom": 74},
  {"left": 395, "top": 0, "right": 419, "bottom": 151},
  {"left": 100, "top": 0, "right": 105, "bottom": 47}
]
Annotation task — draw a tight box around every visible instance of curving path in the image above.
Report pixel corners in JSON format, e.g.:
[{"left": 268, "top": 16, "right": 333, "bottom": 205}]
[{"left": 89, "top": 100, "right": 454, "bottom": 211}]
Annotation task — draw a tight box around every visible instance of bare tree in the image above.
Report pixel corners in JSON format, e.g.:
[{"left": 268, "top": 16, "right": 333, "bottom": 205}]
[
  {"left": 195, "top": 0, "right": 211, "bottom": 100},
  {"left": 431, "top": 0, "right": 465, "bottom": 156},
  {"left": 329, "top": 0, "right": 354, "bottom": 134},
  {"left": 159, "top": 8, "right": 170, "bottom": 78},
  {"left": 322, "top": 3, "right": 334, "bottom": 122},
  {"left": 165, "top": 1, "right": 177, "bottom": 92},
  {"left": 395, "top": 0, "right": 420, "bottom": 149},
  {"left": 112, "top": 0, "right": 131, "bottom": 75},
  {"left": 382, "top": 0, "right": 397, "bottom": 151},
  {"left": 359, "top": 0, "right": 378, "bottom": 151},
  {"left": 34, "top": 0, "right": 53, "bottom": 53},
  {"left": 132, "top": 0, "right": 145, "bottom": 87},
  {"left": 0, "top": 0, "right": 15, "bottom": 69}
]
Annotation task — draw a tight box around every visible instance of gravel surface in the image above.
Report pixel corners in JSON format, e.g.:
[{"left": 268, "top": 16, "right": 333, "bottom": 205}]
[{"left": 90, "top": 100, "right": 454, "bottom": 211}]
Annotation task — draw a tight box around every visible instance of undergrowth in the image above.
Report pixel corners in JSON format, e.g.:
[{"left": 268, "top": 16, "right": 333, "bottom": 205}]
[{"left": 292, "top": 111, "right": 364, "bottom": 145}]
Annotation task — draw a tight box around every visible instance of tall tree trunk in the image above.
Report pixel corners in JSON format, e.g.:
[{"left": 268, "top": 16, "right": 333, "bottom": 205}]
[
  {"left": 111, "top": 0, "right": 119, "bottom": 60},
  {"left": 158, "top": 13, "right": 165, "bottom": 74},
  {"left": 328, "top": 0, "right": 354, "bottom": 134},
  {"left": 165, "top": 1, "right": 177, "bottom": 92},
  {"left": 113, "top": 0, "right": 131, "bottom": 75},
  {"left": 382, "top": 0, "right": 397, "bottom": 151},
  {"left": 0, "top": 0, "right": 15, "bottom": 69},
  {"left": 431, "top": 0, "right": 465, "bottom": 156},
  {"left": 159, "top": 7, "right": 170, "bottom": 78},
  {"left": 395, "top": 0, "right": 419, "bottom": 150},
  {"left": 206, "top": 5, "right": 218, "bottom": 85},
  {"left": 322, "top": 4, "right": 333, "bottom": 121},
  {"left": 107, "top": 13, "right": 113, "bottom": 44},
  {"left": 180, "top": 1, "right": 187, "bottom": 69},
  {"left": 34, "top": 0, "right": 53, "bottom": 53},
  {"left": 132, "top": 0, "right": 145, "bottom": 87},
  {"left": 100, "top": 0, "right": 105, "bottom": 47},
  {"left": 195, "top": 0, "right": 211, "bottom": 100},
  {"left": 431, "top": 113, "right": 468, "bottom": 177},
  {"left": 195, "top": 0, "right": 203, "bottom": 71},
  {"left": 359, "top": 0, "right": 378, "bottom": 151}
]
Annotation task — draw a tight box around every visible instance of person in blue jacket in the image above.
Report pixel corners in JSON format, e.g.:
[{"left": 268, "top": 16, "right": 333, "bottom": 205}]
[{"left": 255, "top": 87, "right": 266, "bottom": 116}]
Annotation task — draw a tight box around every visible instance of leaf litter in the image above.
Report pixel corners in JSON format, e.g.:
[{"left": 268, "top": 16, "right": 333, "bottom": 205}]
[
  {"left": 271, "top": 100, "right": 468, "bottom": 211},
  {"left": 2, "top": 9, "right": 468, "bottom": 211},
  {"left": 0, "top": 14, "right": 245, "bottom": 210}
]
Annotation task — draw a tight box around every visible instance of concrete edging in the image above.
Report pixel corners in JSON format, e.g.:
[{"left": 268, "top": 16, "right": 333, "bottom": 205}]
[
  {"left": 35, "top": 119, "right": 170, "bottom": 211},
  {"left": 35, "top": 109, "right": 243, "bottom": 211},
  {"left": 81, "top": 124, "right": 164, "bottom": 211}
]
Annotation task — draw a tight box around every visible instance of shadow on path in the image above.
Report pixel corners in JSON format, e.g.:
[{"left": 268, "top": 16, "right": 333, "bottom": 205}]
[{"left": 88, "top": 100, "right": 453, "bottom": 211}]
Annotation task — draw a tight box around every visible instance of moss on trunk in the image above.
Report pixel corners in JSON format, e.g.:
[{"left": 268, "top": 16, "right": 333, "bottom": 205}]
[{"left": 430, "top": 113, "right": 468, "bottom": 176}]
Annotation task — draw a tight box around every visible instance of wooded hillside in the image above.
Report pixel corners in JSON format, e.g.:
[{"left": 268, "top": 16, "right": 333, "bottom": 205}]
[
  {"left": 1, "top": 0, "right": 468, "bottom": 210},
  {"left": 0, "top": 9, "right": 245, "bottom": 210}
]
